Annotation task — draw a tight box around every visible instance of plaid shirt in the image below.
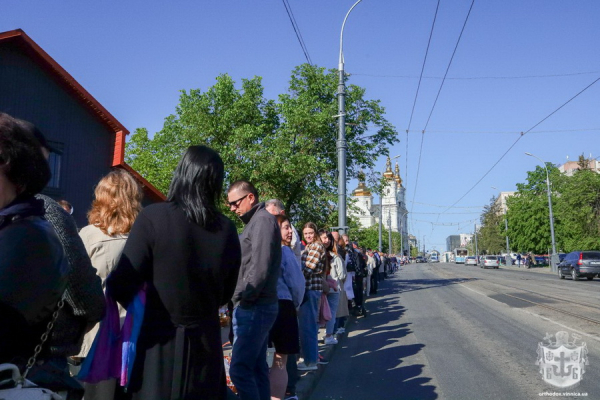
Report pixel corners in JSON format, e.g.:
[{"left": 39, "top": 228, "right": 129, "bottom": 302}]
[{"left": 301, "top": 242, "right": 325, "bottom": 291}]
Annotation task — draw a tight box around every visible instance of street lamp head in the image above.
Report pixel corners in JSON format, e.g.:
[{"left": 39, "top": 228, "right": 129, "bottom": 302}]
[{"left": 525, "top": 152, "right": 533, "bottom": 157}]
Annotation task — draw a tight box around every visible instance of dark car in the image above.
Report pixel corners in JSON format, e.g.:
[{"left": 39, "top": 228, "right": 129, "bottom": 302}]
[
  {"left": 415, "top": 256, "right": 425, "bottom": 263},
  {"left": 558, "top": 251, "right": 600, "bottom": 281}
]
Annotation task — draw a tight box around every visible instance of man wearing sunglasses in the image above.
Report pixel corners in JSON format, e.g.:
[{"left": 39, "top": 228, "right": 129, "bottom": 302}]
[{"left": 227, "top": 180, "right": 281, "bottom": 400}]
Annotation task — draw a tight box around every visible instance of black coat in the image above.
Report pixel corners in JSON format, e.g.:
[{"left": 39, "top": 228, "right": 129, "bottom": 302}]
[
  {"left": 107, "top": 202, "right": 241, "bottom": 400},
  {"left": 0, "top": 197, "right": 67, "bottom": 363}
]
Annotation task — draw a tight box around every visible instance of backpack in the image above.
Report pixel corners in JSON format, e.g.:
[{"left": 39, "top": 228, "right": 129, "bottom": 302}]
[
  {"left": 354, "top": 252, "right": 367, "bottom": 278},
  {"left": 345, "top": 246, "right": 358, "bottom": 272}
]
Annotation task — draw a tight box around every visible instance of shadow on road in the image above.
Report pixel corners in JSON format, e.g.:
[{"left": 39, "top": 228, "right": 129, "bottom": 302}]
[
  {"left": 310, "top": 277, "right": 439, "bottom": 400},
  {"left": 390, "top": 277, "right": 476, "bottom": 294}
]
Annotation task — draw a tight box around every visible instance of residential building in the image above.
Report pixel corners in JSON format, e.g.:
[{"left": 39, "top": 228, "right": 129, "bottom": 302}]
[
  {"left": 0, "top": 29, "right": 165, "bottom": 227},
  {"left": 558, "top": 158, "right": 600, "bottom": 176}
]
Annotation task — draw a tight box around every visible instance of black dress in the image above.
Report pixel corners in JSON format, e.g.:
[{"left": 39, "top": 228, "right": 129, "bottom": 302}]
[{"left": 106, "top": 202, "right": 241, "bottom": 400}]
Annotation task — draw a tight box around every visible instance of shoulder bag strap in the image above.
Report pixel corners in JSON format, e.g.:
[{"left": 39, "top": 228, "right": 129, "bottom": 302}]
[{"left": 21, "top": 297, "right": 66, "bottom": 381}]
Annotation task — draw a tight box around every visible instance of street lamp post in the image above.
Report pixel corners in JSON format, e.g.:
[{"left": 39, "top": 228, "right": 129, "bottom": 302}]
[
  {"left": 525, "top": 152, "right": 558, "bottom": 272},
  {"left": 378, "top": 204, "right": 383, "bottom": 252},
  {"left": 337, "top": 0, "right": 362, "bottom": 237},
  {"left": 387, "top": 208, "right": 393, "bottom": 254},
  {"left": 491, "top": 186, "right": 512, "bottom": 266}
]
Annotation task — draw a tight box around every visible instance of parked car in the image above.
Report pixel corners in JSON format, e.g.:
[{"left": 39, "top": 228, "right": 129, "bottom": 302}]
[
  {"left": 465, "top": 256, "right": 477, "bottom": 266},
  {"left": 558, "top": 251, "right": 600, "bottom": 281},
  {"left": 481, "top": 255, "right": 499, "bottom": 269},
  {"left": 415, "top": 256, "right": 425, "bottom": 263}
]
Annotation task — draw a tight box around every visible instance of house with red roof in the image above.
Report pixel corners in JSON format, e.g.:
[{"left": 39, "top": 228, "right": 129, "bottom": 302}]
[{"left": 0, "top": 29, "right": 165, "bottom": 227}]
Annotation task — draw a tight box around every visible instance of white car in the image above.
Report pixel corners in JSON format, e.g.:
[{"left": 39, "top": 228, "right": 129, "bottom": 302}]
[
  {"left": 481, "top": 255, "right": 499, "bottom": 269},
  {"left": 465, "top": 256, "right": 477, "bottom": 266}
]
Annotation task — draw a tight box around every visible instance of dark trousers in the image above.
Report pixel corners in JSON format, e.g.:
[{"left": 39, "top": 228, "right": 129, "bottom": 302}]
[
  {"left": 370, "top": 270, "right": 379, "bottom": 294},
  {"left": 353, "top": 276, "right": 364, "bottom": 308},
  {"left": 285, "top": 353, "right": 298, "bottom": 395}
]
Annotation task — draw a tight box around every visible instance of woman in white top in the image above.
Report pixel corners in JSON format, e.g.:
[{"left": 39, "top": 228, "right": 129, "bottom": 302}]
[{"left": 76, "top": 169, "right": 143, "bottom": 400}]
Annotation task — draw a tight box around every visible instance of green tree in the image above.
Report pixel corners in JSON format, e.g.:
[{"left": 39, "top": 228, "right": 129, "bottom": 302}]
[
  {"left": 126, "top": 64, "right": 399, "bottom": 227},
  {"left": 506, "top": 164, "right": 565, "bottom": 253},
  {"left": 410, "top": 245, "right": 418, "bottom": 258},
  {"left": 351, "top": 223, "right": 401, "bottom": 253},
  {"left": 554, "top": 168, "right": 600, "bottom": 251},
  {"left": 478, "top": 196, "right": 505, "bottom": 254}
]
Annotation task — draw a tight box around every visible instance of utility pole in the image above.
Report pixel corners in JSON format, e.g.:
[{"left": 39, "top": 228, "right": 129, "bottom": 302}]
[
  {"left": 505, "top": 217, "right": 512, "bottom": 266},
  {"left": 378, "top": 204, "right": 383, "bottom": 252},
  {"left": 387, "top": 208, "right": 392, "bottom": 254},
  {"left": 474, "top": 224, "right": 479, "bottom": 263},
  {"left": 336, "top": 0, "right": 362, "bottom": 237}
]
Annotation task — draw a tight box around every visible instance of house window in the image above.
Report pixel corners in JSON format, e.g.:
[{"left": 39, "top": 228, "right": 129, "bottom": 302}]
[
  {"left": 47, "top": 151, "right": 62, "bottom": 188},
  {"left": 45, "top": 141, "right": 64, "bottom": 190}
]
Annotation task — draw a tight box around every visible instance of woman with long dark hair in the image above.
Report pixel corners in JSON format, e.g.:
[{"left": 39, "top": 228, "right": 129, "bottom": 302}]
[
  {"left": 269, "top": 214, "right": 305, "bottom": 399},
  {"left": 319, "top": 231, "right": 346, "bottom": 346},
  {"left": 107, "top": 145, "right": 241, "bottom": 400}
]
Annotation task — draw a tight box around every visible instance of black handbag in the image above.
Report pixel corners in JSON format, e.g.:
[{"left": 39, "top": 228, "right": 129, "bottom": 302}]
[{"left": 0, "top": 298, "right": 83, "bottom": 400}]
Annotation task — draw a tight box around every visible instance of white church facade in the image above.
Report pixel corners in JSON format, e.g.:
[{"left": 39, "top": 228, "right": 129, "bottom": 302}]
[{"left": 349, "top": 157, "right": 409, "bottom": 255}]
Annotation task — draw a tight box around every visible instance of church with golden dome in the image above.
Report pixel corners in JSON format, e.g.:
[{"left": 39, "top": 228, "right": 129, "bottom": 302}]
[{"left": 350, "top": 156, "right": 409, "bottom": 255}]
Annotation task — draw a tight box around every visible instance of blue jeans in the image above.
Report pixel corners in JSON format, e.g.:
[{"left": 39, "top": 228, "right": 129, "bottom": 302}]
[
  {"left": 298, "top": 290, "right": 321, "bottom": 365},
  {"left": 325, "top": 290, "right": 340, "bottom": 335},
  {"left": 231, "top": 302, "right": 278, "bottom": 400}
]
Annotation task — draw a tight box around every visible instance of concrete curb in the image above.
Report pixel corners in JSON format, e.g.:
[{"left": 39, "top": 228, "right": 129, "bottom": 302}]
[
  {"left": 296, "top": 316, "right": 356, "bottom": 400},
  {"left": 499, "top": 264, "right": 554, "bottom": 274}
]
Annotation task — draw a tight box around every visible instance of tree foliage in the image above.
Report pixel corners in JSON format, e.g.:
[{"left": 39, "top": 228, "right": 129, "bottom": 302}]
[
  {"left": 351, "top": 223, "right": 402, "bottom": 254},
  {"left": 126, "top": 64, "right": 399, "bottom": 227},
  {"left": 504, "top": 160, "right": 600, "bottom": 253},
  {"left": 478, "top": 196, "right": 506, "bottom": 254}
]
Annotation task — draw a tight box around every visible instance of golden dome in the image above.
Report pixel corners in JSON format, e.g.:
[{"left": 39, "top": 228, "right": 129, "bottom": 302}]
[
  {"left": 353, "top": 181, "right": 372, "bottom": 197},
  {"left": 383, "top": 156, "right": 394, "bottom": 179},
  {"left": 395, "top": 163, "right": 402, "bottom": 186}
]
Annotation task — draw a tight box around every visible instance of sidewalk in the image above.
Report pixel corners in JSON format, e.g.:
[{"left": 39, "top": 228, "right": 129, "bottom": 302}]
[
  {"left": 221, "top": 314, "right": 357, "bottom": 400},
  {"left": 500, "top": 263, "right": 554, "bottom": 274}
]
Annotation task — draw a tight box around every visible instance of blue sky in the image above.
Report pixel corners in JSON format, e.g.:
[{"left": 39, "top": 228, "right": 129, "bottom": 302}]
[{"left": 4, "top": 1, "right": 599, "bottom": 251}]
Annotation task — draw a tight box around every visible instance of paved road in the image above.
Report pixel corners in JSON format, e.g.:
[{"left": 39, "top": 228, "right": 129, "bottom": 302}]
[{"left": 309, "top": 262, "right": 600, "bottom": 399}]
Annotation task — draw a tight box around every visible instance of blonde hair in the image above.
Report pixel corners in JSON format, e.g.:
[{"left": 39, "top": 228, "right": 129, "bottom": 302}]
[{"left": 87, "top": 169, "right": 143, "bottom": 235}]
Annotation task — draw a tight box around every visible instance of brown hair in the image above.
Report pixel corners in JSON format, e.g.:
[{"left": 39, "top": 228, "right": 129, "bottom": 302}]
[
  {"left": 302, "top": 222, "right": 321, "bottom": 244},
  {"left": 276, "top": 214, "right": 290, "bottom": 246},
  {"left": 87, "top": 169, "right": 143, "bottom": 235}
]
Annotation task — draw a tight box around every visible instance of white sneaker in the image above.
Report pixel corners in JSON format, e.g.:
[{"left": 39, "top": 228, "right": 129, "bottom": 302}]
[
  {"left": 324, "top": 336, "right": 338, "bottom": 345},
  {"left": 297, "top": 362, "right": 318, "bottom": 371},
  {"left": 336, "top": 327, "right": 345, "bottom": 334}
]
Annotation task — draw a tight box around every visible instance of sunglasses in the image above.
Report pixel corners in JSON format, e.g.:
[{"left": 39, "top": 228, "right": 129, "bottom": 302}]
[{"left": 227, "top": 193, "right": 249, "bottom": 208}]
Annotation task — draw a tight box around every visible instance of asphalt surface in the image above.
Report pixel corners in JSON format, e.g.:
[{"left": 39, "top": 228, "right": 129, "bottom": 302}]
[{"left": 308, "top": 263, "right": 600, "bottom": 400}]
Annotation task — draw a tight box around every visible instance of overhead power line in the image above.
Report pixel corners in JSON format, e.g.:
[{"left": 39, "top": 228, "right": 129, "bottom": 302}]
[
  {"left": 405, "top": 128, "right": 600, "bottom": 134},
  {"left": 442, "top": 75, "right": 600, "bottom": 214},
  {"left": 281, "top": 0, "right": 312, "bottom": 65},
  {"left": 351, "top": 70, "right": 600, "bottom": 80},
  {"left": 405, "top": 0, "right": 441, "bottom": 210},
  {"left": 411, "top": 201, "right": 484, "bottom": 209},
  {"left": 410, "top": 0, "right": 476, "bottom": 223},
  {"left": 422, "top": 0, "right": 475, "bottom": 132}
]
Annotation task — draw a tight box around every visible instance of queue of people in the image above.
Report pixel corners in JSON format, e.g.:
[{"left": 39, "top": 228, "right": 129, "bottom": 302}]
[{"left": 0, "top": 111, "right": 398, "bottom": 400}]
